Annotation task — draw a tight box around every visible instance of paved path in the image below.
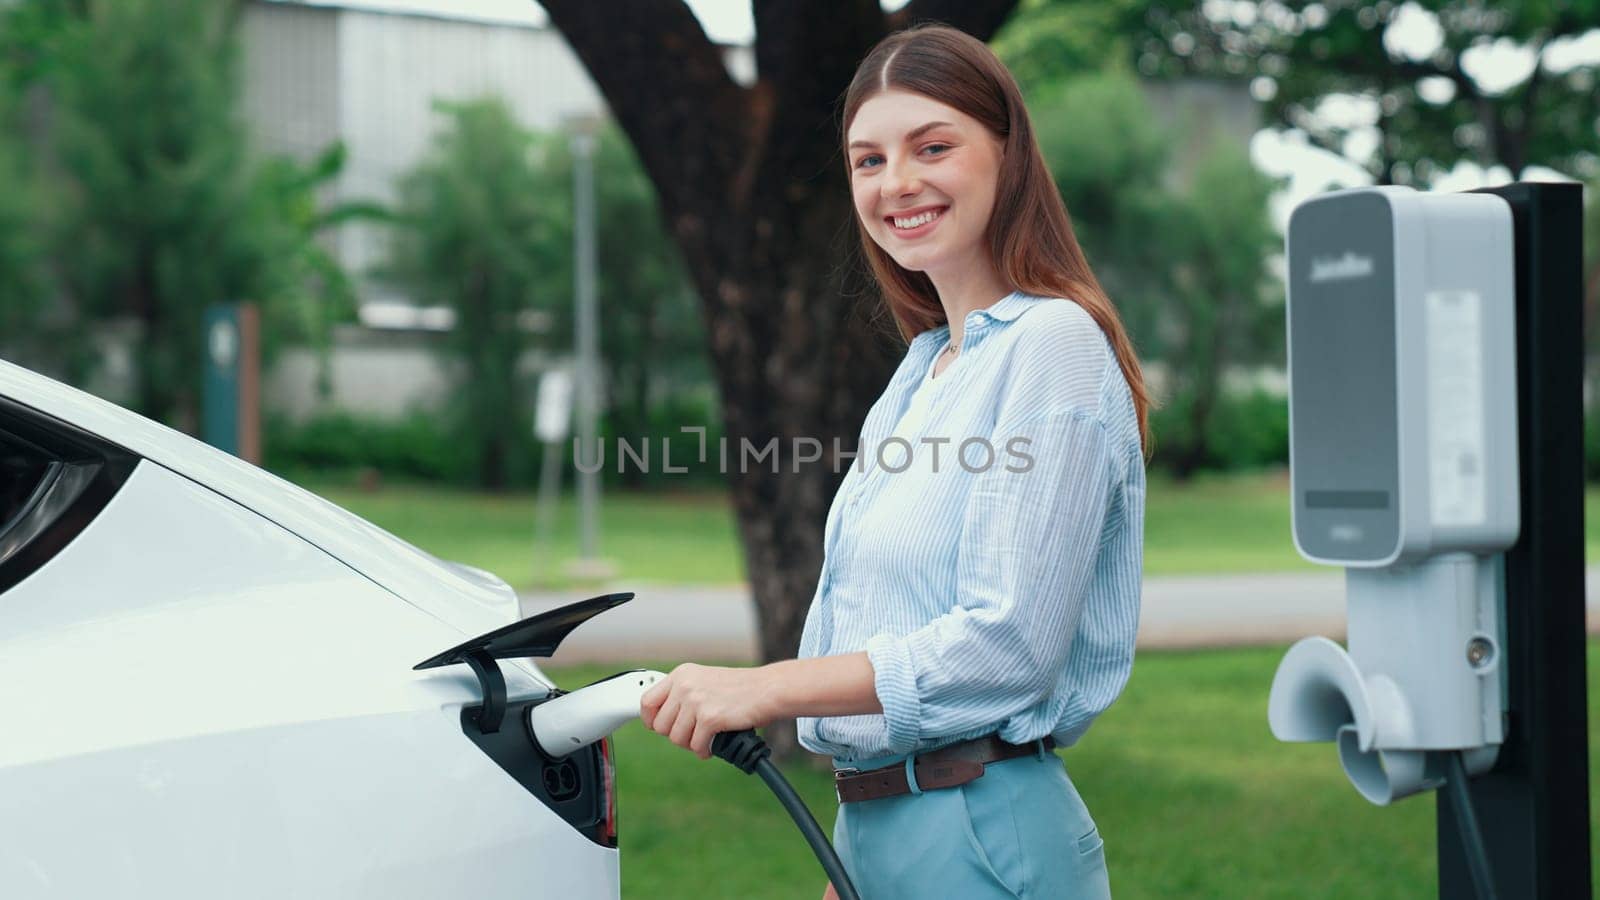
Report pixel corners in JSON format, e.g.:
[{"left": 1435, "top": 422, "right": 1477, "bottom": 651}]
[{"left": 519, "top": 568, "right": 1600, "bottom": 665}]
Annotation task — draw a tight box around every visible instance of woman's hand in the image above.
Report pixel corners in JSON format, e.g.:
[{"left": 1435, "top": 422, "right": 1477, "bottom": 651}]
[{"left": 639, "top": 662, "right": 779, "bottom": 759}]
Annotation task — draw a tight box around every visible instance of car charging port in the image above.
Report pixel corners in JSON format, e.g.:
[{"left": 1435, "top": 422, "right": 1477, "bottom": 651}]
[
  {"left": 446, "top": 694, "right": 613, "bottom": 847},
  {"left": 542, "top": 756, "right": 582, "bottom": 801},
  {"left": 413, "top": 594, "right": 637, "bottom": 849}
]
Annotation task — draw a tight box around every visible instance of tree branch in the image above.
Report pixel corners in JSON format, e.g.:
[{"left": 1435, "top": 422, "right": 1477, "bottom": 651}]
[{"left": 536, "top": 0, "right": 747, "bottom": 219}]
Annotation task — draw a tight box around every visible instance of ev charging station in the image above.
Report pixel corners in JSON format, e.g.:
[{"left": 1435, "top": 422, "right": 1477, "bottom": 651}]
[{"left": 1268, "top": 183, "right": 1590, "bottom": 898}]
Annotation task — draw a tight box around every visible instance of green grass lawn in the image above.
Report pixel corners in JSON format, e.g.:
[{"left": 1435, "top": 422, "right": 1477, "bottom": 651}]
[
  {"left": 301, "top": 470, "right": 1593, "bottom": 894},
  {"left": 304, "top": 471, "right": 1600, "bottom": 590},
  {"left": 548, "top": 642, "right": 1600, "bottom": 900},
  {"left": 309, "top": 481, "right": 743, "bottom": 590}
]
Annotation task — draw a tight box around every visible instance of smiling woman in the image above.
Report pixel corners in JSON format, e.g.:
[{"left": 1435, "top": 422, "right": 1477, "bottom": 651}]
[
  {"left": 639, "top": 23, "right": 1152, "bottom": 900},
  {"left": 846, "top": 101, "right": 1006, "bottom": 316}
]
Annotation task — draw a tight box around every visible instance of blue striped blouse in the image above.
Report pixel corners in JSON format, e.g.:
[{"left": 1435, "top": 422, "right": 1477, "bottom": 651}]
[{"left": 796, "top": 290, "right": 1147, "bottom": 762}]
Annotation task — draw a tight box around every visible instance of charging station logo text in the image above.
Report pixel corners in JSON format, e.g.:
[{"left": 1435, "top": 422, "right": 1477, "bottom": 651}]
[{"left": 1309, "top": 251, "right": 1375, "bottom": 283}]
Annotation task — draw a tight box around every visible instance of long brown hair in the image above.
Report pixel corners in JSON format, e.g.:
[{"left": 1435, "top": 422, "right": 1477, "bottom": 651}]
[{"left": 841, "top": 23, "right": 1153, "bottom": 457}]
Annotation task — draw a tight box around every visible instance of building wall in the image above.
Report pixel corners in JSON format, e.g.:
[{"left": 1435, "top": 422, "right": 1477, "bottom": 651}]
[
  {"left": 241, "top": 2, "right": 610, "bottom": 296},
  {"left": 263, "top": 326, "right": 567, "bottom": 423},
  {"left": 240, "top": 2, "right": 342, "bottom": 164},
  {"left": 1140, "top": 78, "right": 1260, "bottom": 187},
  {"left": 332, "top": 10, "right": 605, "bottom": 286},
  {"left": 240, "top": 1, "right": 606, "bottom": 420}
]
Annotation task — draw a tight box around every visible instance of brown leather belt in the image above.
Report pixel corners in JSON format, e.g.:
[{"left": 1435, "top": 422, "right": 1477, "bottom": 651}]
[{"left": 834, "top": 734, "right": 1056, "bottom": 804}]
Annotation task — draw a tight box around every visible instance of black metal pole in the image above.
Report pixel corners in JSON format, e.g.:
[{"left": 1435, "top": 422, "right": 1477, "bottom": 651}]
[{"left": 1441, "top": 182, "right": 1591, "bottom": 899}]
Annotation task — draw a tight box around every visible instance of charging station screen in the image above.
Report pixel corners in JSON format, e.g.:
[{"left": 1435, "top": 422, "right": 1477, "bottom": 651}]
[{"left": 1288, "top": 192, "right": 1400, "bottom": 562}]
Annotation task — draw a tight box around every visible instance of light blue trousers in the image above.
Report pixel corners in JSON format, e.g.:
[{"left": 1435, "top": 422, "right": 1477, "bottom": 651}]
[{"left": 829, "top": 742, "right": 1111, "bottom": 899}]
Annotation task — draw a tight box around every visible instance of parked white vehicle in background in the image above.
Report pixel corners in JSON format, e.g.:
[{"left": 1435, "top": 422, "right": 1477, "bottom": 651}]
[{"left": 0, "top": 359, "right": 624, "bottom": 899}]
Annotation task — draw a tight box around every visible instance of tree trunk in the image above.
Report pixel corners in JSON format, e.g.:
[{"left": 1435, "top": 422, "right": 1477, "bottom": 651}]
[
  {"left": 539, "top": 0, "right": 1020, "bottom": 759},
  {"left": 672, "top": 179, "right": 900, "bottom": 759}
]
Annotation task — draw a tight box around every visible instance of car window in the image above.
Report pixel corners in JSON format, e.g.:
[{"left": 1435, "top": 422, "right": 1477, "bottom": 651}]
[
  {"left": 0, "top": 398, "right": 137, "bottom": 593},
  {"left": 0, "top": 431, "right": 53, "bottom": 534}
]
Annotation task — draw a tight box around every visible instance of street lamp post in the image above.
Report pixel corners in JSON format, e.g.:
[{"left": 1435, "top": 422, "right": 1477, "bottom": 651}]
[{"left": 565, "top": 115, "right": 615, "bottom": 581}]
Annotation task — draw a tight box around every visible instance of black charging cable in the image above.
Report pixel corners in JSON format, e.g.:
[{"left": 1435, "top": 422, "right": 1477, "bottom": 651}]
[
  {"left": 712, "top": 729, "right": 861, "bottom": 900},
  {"left": 1442, "top": 750, "right": 1498, "bottom": 900}
]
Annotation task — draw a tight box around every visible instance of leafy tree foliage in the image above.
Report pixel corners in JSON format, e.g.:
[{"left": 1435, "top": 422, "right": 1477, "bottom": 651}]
[
  {"left": 1034, "top": 71, "right": 1283, "bottom": 476},
  {"left": 992, "top": 0, "right": 1148, "bottom": 95},
  {"left": 1133, "top": 2, "right": 1600, "bottom": 367},
  {"left": 247, "top": 143, "right": 365, "bottom": 390},
  {"left": 1, "top": 0, "right": 357, "bottom": 426},
  {"left": 0, "top": 87, "right": 46, "bottom": 348},
  {"left": 1134, "top": 0, "right": 1600, "bottom": 185},
  {"left": 43, "top": 0, "right": 259, "bottom": 422},
  {"left": 384, "top": 99, "right": 557, "bottom": 489},
  {"left": 1012, "top": 0, "right": 1600, "bottom": 439},
  {"left": 385, "top": 101, "right": 708, "bottom": 489}
]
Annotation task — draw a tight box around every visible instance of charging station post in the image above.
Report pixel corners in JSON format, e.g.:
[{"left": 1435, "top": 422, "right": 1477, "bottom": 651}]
[
  {"left": 1440, "top": 182, "right": 1591, "bottom": 900},
  {"left": 1267, "top": 181, "right": 1590, "bottom": 899}
]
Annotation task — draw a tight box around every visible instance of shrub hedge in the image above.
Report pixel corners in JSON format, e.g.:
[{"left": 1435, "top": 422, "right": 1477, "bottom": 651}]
[{"left": 265, "top": 388, "right": 1293, "bottom": 487}]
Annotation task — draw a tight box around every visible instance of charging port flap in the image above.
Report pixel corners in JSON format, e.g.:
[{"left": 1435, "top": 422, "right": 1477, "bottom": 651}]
[{"left": 414, "top": 591, "right": 633, "bottom": 733}]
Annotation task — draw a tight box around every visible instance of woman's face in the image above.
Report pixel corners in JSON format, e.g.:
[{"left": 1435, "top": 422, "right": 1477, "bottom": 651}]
[{"left": 846, "top": 89, "right": 1004, "bottom": 278}]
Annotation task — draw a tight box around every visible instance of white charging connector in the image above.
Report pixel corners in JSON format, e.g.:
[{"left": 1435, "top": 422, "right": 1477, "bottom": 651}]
[
  {"left": 526, "top": 669, "right": 666, "bottom": 758},
  {"left": 528, "top": 667, "right": 865, "bottom": 900}
]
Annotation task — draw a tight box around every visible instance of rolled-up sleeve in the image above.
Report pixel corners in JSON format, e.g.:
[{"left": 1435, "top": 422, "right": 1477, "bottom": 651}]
[{"left": 865, "top": 406, "right": 1116, "bottom": 752}]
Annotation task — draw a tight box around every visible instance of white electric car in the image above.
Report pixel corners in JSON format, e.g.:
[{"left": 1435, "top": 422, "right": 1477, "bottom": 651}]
[{"left": 0, "top": 359, "right": 625, "bottom": 898}]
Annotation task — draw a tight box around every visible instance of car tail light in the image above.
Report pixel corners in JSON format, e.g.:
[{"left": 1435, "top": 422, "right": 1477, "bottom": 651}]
[{"left": 598, "top": 735, "right": 617, "bottom": 848}]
